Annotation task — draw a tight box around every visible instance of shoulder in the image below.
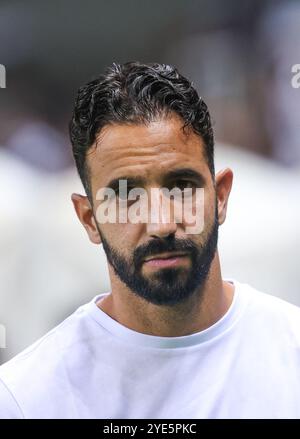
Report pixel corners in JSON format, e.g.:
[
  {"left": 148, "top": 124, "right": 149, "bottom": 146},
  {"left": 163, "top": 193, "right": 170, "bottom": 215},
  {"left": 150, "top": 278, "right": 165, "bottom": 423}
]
[
  {"left": 235, "top": 280, "right": 300, "bottom": 346},
  {"left": 241, "top": 281, "right": 300, "bottom": 318},
  {"left": 0, "top": 378, "right": 24, "bottom": 418},
  {"left": 0, "top": 299, "right": 94, "bottom": 418}
]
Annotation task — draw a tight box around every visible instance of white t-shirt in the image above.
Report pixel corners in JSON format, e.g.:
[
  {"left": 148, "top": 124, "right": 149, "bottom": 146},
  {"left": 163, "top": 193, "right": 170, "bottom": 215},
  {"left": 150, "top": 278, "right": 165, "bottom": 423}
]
[{"left": 0, "top": 279, "right": 300, "bottom": 419}]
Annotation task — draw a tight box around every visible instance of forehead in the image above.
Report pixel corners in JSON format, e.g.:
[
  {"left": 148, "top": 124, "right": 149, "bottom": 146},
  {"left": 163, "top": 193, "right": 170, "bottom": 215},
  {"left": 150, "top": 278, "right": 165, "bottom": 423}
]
[{"left": 87, "top": 114, "right": 210, "bottom": 187}]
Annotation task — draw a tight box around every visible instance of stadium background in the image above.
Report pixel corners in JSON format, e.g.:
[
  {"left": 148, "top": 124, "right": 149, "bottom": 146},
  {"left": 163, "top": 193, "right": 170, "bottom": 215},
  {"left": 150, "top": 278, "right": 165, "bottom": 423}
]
[{"left": 0, "top": 0, "right": 300, "bottom": 363}]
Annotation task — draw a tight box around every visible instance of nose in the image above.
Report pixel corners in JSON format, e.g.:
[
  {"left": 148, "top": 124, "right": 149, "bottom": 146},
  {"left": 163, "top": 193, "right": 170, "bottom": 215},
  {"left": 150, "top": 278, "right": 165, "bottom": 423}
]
[{"left": 146, "top": 189, "right": 178, "bottom": 239}]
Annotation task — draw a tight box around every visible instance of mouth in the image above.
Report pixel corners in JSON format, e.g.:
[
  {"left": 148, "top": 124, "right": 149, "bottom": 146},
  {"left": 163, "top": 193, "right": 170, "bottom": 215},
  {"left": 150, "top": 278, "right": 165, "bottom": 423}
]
[
  {"left": 144, "top": 252, "right": 187, "bottom": 262},
  {"left": 143, "top": 252, "right": 189, "bottom": 269}
]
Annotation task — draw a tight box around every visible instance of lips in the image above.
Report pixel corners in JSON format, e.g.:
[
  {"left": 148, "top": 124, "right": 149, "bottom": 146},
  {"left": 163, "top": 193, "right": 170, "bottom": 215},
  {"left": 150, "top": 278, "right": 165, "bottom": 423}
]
[
  {"left": 143, "top": 252, "right": 189, "bottom": 269},
  {"left": 144, "top": 252, "right": 187, "bottom": 262}
]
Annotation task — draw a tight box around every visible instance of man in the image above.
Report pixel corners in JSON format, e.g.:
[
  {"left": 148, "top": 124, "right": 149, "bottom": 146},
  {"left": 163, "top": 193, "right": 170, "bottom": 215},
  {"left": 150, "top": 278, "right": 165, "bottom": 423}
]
[{"left": 0, "top": 61, "right": 299, "bottom": 419}]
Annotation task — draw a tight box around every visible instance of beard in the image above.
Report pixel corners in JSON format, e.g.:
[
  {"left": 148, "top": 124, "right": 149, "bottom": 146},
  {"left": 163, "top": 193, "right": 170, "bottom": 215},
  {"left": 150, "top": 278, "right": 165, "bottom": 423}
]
[{"left": 97, "top": 209, "right": 219, "bottom": 307}]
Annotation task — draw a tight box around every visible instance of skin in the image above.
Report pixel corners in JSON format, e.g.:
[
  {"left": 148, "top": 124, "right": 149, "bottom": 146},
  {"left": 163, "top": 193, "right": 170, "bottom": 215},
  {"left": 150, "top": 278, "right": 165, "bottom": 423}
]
[{"left": 72, "top": 113, "right": 234, "bottom": 337}]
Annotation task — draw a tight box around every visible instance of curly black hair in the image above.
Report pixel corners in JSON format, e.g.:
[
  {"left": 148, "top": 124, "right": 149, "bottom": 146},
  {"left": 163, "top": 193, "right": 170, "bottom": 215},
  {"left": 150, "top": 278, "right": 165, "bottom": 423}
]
[{"left": 69, "top": 61, "right": 214, "bottom": 199}]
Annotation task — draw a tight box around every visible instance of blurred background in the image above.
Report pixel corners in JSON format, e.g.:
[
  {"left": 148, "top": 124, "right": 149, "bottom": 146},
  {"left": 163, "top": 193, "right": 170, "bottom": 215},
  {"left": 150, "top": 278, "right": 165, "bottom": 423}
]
[{"left": 0, "top": 0, "right": 300, "bottom": 363}]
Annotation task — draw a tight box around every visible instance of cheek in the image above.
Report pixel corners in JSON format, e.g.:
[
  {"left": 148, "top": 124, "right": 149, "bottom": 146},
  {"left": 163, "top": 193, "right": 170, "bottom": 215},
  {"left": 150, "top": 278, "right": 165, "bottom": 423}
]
[
  {"left": 181, "top": 188, "right": 215, "bottom": 235},
  {"left": 101, "top": 222, "right": 141, "bottom": 253},
  {"left": 204, "top": 191, "right": 216, "bottom": 224}
]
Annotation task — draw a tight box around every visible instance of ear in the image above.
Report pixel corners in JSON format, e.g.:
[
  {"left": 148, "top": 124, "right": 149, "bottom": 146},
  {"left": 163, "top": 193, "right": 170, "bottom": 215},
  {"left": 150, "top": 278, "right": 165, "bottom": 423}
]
[
  {"left": 71, "top": 193, "right": 102, "bottom": 244},
  {"left": 215, "top": 168, "right": 233, "bottom": 225}
]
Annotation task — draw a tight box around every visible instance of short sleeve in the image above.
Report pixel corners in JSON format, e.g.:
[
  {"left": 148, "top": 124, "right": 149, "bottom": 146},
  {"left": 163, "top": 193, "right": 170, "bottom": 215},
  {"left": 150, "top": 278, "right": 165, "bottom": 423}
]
[{"left": 0, "top": 378, "right": 24, "bottom": 419}]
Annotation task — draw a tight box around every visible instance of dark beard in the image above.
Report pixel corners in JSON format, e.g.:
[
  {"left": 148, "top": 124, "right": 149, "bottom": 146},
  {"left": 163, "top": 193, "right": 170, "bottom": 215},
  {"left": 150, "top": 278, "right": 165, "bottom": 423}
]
[{"left": 97, "top": 212, "right": 219, "bottom": 307}]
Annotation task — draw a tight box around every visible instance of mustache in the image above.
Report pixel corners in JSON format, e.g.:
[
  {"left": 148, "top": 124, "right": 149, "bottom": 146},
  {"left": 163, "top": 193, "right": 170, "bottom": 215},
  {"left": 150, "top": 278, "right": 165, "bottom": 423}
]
[{"left": 133, "top": 236, "right": 198, "bottom": 268}]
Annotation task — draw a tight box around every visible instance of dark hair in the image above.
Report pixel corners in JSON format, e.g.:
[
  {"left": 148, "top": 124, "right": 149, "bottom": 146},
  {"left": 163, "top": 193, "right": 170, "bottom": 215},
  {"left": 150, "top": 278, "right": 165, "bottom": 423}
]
[{"left": 69, "top": 61, "right": 214, "bottom": 199}]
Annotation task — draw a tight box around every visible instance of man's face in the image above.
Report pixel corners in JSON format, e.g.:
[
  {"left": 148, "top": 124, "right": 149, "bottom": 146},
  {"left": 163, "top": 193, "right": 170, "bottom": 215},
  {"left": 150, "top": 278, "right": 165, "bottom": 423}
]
[{"left": 84, "top": 114, "right": 220, "bottom": 306}]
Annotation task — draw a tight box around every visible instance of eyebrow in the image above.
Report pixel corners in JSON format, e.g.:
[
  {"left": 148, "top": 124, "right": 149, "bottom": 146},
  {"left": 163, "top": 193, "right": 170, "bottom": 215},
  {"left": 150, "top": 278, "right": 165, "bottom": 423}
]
[
  {"left": 106, "top": 168, "right": 206, "bottom": 190},
  {"left": 164, "top": 168, "right": 206, "bottom": 185}
]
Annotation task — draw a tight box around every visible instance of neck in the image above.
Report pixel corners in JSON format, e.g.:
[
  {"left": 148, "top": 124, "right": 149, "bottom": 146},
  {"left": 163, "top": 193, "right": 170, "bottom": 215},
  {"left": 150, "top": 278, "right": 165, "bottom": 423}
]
[{"left": 97, "top": 251, "right": 234, "bottom": 337}]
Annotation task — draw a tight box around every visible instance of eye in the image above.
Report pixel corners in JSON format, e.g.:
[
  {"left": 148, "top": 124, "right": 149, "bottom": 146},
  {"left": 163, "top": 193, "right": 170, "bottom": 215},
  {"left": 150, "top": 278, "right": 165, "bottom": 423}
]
[
  {"left": 173, "top": 180, "right": 196, "bottom": 191},
  {"left": 115, "top": 187, "right": 135, "bottom": 200},
  {"left": 116, "top": 187, "right": 141, "bottom": 208}
]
